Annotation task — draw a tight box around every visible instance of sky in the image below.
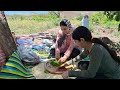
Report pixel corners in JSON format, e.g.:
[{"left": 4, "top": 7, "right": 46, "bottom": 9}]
[{"left": 4, "top": 11, "right": 49, "bottom": 15}]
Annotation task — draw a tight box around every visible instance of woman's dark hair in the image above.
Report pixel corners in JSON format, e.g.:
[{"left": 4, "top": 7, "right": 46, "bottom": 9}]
[
  {"left": 60, "top": 20, "right": 67, "bottom": 26},
  {"left": 72, "top": 26, "right": 120, "bottom": 63},
  {"left": 57, "top": 34, "right": 66, "bottom": 48}
]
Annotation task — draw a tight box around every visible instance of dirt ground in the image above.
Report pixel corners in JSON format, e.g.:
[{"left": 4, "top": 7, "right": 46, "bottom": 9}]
[{"left": 32, "top": 63, "right": 63, "bottom": 79}]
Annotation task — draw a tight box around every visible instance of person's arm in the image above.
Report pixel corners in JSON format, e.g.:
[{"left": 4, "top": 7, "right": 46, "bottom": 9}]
[
  {"left": 68, "top": 45, "right": 104, "bottom": 78},
  {"left": 65, "top": 49, "right": 89, "bottom": 65},
  {"left": 63, "top": 37, "right": 75, "bottom": 59}
]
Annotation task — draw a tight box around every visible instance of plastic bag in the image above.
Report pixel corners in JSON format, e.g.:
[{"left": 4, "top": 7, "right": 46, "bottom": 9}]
[
  {"left": 17, "top": 45, "right": 40, "bottom": 65},
  {"left": 42, "top": 39, "right": 53, "bottom": 47}
]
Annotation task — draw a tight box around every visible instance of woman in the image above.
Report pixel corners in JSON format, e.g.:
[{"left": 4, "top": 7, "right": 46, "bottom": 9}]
[
  {"left": 53, "top": 19, "right": 81, "bottom": 63},
  {"left": 62, "top": 26, "right": 120, "bottom": 79}
]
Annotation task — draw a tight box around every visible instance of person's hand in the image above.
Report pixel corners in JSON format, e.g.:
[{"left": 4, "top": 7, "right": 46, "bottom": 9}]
[
  {"left": 58, "top": 56, "right": 67, "bottom": 63},
  {"left": 60, "top": 62, "right": 68, "bottom": 67},
  {"left": 60, "top": 59, "right": 74, "bottom": 67},
  {"left": 62, "top": 71, "right": 69, "bottom": 79}
]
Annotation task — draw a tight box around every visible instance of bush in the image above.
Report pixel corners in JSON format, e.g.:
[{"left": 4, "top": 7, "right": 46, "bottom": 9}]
[
  {"left": 104, "top": 11, "right": 120, "bottom": 21},
  {"left": 90, "top": 12, "right": 104, "bottom": 25},
  {"left": 100, "top": 15, "right": 108, "bottom": 25},
  {"left": 76, "top": 14, "right": 83, "bottom": 21},
  {"left": 105, "top": 20, "right": 119, "bottom": 29}
]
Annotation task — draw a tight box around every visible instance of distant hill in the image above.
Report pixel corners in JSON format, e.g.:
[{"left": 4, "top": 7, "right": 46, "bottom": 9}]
[{"left": 60, "top": 11, "right": 98, "bottom": 18}]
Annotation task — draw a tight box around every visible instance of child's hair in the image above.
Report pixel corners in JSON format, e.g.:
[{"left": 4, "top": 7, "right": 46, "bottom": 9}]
[
  {"left": 84, "top": 15, "right": 89, "bottom": 18},
  {"left": 72, "top": 26, "right": 120, "bottom": 63}
]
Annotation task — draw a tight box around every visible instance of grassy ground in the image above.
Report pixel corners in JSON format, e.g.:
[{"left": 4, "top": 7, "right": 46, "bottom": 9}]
[
  {"left": 6, "top": 11, "right": 120, "bottom": 37},
  {"left": 7, "top": 20, "right": 58, "bottom": 35}
]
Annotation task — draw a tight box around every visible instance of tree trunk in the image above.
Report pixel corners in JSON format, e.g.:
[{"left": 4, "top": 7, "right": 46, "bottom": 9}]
[{"left": 0, "top": 11, "right": 17, "bottom": 59}]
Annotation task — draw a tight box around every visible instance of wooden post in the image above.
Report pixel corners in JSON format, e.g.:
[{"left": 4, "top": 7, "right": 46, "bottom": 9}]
[{"left": 0, "top": 11, "right": 17, "bottom": 59}]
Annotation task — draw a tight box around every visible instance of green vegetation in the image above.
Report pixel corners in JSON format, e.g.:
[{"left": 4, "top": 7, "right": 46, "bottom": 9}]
[
  {"left": 69, "top": 12, "right": 120, "bottom": 33},
  {"left": 104, "top": 11, "right": 120, "bottom": 21},
  {"left": 6, "top": 11, "right": 120, "bottom": 37},
  {"left": 6, "top": 13, "right": 61, "bottom": 35},
  {"left": 89, "top": 12, "right": 120, "bottom": 30},
  {"left": 50, "top": 59, "right": 62, "bottom": 67}
]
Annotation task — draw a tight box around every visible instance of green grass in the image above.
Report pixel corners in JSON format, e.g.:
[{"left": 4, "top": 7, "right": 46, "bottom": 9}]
[
  {"left": 104, "top": 20, "right": 119, "bottom": 29},
  {"left": 6, "top": 14, "right": 61, "bottom": 35},
  {"left": 7, "top": 20, "right": 58, "bottom": 35},
  {"left": 90, "top": 12, "right": 120, "bottom": 30},
  {"left": 6, "top": 12, "right": 120, "bottom": 37},
  {"left": 70, "top": 18, "right": 81, "bottom": 27}
]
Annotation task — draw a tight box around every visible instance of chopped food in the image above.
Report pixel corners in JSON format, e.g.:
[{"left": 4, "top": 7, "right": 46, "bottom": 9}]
[
  {"left": 50, "top": 59, "right": 62, "bottom": 67},
  {"left": 65, "top": 64, "right": 76, "bottom": 69}
]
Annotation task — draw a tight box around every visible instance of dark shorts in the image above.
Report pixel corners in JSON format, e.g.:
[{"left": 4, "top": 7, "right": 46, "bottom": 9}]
[
  {"left": 49, "top": 48, "right": 80, "bottom": 60},
  {"left": 78, "top": 61, "right": 90, "bottom": 70}
]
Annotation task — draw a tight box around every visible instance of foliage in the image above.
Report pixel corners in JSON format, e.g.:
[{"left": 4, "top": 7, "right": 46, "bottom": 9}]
[
  {"left": 6, "top": 11, "right": 120, "bottom": 38},
  {"left": 104, "top": 11, "right": 120, "bottom": 21},
  {"left": 76, "top": 14, "right": 83, "bottom": 21},
  {"left": 90, "top": 12, "right": 104, "bottom": 25},
  {"left": 6, "top": 13, "right": 61, "bottom": 35},
  {"left": 50, "top": 59, "right": 62, "bottom": 67}
]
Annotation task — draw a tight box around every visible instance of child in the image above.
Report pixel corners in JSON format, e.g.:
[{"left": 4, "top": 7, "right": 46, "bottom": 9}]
[{"left": 82, "top": 15, "right": 89, "bottom": 29}]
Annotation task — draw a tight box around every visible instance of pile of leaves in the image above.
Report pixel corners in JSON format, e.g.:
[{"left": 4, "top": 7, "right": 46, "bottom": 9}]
[{"left": 50, "top": 59, "right": 62, "bottom": 67}]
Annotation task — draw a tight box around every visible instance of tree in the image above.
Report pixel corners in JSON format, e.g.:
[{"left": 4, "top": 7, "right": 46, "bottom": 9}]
[
  {"left": 0, "top": 11, "right": 17, "bottom": 59},
  {"left": 104, "top": 11, "right": 120, "bottom": 21},
  {"left": 49, "top": 11, "right": 63, "bottom": 18}
]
